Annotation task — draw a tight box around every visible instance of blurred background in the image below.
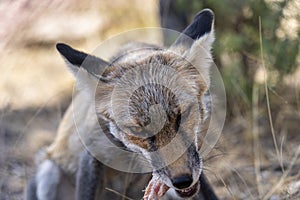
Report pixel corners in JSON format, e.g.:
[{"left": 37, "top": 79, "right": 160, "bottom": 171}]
[{"left": 0, "top": 0, "right": 299, "bottom": 199}]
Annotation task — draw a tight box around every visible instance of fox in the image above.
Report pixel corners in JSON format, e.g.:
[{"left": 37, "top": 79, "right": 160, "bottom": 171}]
[{"left": 25, "top": 9, "right": 219, "bottom": 200}]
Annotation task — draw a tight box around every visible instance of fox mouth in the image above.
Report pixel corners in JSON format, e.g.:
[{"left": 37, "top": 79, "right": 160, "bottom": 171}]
[{"left": 175, "top": 181, "right": 199, "bottom": 198}]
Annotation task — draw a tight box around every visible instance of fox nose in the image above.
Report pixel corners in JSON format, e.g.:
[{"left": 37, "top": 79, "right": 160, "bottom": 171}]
[{"left": 172, "top": 175, "right": 193, "bottom": 189}]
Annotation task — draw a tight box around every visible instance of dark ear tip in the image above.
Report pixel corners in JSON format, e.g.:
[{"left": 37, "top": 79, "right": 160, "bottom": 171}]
[
  {"left": 56, "top": 43, "right": 70, "bottom": 53},
  {"left": 195, "top": 8, "right": 214, "bottom": 21}
]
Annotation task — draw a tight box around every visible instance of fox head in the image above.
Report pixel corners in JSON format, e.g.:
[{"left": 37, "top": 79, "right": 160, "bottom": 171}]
[{"left": 57, "top": 9, "right": 214, "bottom": 198}]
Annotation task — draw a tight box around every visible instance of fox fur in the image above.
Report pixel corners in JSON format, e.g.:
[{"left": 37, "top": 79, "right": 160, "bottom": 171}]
[{"left": 25, "top": 9, "right": 219, "bottom": 200}]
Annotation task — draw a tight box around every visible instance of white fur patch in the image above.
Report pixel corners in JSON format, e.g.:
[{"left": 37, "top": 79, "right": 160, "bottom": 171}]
[{"left": 36, "top": 159, "right": 61, "bottom": 200}]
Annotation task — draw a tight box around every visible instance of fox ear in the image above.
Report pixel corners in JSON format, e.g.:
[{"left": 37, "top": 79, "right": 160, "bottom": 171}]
[
  {"left": 171, "top": 9, "right": 215, "bottom": 87},
  {"left": 171, "top": 9, "right": 214, "bottom": 52},
  {"left": 56, "top": 43, "right": 109, "bottom": 77},
  {"left": 56, "top": 43, "right": 109, "bottom": 95}
]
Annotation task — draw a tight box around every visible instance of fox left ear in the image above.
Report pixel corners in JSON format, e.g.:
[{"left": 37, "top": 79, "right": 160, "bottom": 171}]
[
  {"left": 171, "top": 9, "right": 215, "bottom": 87},
  {"left": 56, "top": 43, "right": 109, "bottom": 96},
  {"left": 56, "top": 43, "right": 108, "bottom": 78}
]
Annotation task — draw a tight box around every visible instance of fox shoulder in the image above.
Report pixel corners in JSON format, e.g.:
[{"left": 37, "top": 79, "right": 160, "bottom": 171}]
[{"left": 45, "top": 93, "right": 88, "bottom": 174}]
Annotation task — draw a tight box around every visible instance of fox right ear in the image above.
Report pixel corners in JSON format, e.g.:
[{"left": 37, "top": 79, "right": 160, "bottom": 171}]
[
  {"left": 171, "top": 9, "right": 214, "bottom": 53},
  {"left": 170, "top": 9, "right": 215, "bottom": 87}
]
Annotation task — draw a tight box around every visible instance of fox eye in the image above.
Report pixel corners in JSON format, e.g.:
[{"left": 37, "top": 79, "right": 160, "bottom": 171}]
[
  {"left": 175, "top": 113, "right": 181, "bottom": 131},
  {"left": 128, "top": 126, "right": 143, "bottom": 135}
]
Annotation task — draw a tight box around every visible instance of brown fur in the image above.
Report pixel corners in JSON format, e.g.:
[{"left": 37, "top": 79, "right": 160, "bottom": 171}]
[{"left": 27, "top": 9, "right": 218, "bottom": 200}]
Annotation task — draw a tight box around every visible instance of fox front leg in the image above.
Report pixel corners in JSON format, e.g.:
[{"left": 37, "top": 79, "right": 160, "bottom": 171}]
[
  {"left": 76, "top": 150, "right": 102, "bottom": 200},
  {"left": 25, "top": 159, "right": 62, "bottom": 200},
  {"left": 199, "top": 173, "right": 219, "bottom": 200}
]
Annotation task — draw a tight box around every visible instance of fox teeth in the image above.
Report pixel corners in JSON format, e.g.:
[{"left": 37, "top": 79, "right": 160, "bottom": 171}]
[{"left": 181, "top": 187, "right": 193, "bottom": 193}]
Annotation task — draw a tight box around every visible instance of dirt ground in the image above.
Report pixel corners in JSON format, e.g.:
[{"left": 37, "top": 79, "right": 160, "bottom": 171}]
[{"left": 1, "top": 1, "right": 300, "bottom": 200}]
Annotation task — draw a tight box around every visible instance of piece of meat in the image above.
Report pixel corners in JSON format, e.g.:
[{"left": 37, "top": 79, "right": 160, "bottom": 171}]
[{"left": 143, "top": 174, "right": 170, "bottom": 200}]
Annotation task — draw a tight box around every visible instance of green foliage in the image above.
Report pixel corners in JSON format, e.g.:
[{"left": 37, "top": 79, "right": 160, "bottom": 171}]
[{"left": 273, "top": 39, "right": 299, "bottom": 74}]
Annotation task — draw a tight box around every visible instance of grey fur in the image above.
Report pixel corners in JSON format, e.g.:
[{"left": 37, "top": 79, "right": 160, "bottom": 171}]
[
  {"left": 36, "top": 160, "right": 61, "bottom": 200},
  {"left": 26, "top": 8, "right": 219, "bottom": 200},
  {"left": 75, "top": 150, "right": 102, "bottom": 200}
]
